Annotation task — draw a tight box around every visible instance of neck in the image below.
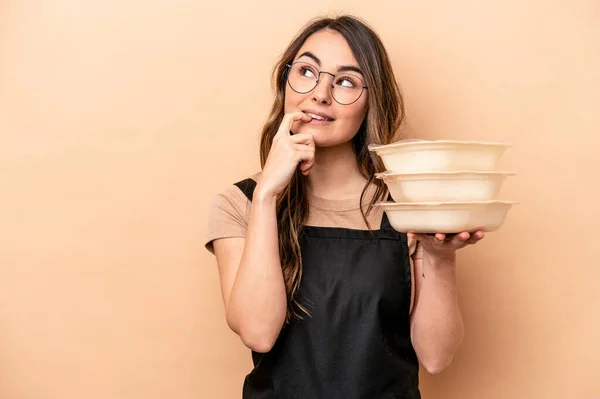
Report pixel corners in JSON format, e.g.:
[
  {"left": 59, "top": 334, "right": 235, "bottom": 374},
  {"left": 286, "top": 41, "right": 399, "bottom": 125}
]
[{"left": 307, "top": 141, "right": 368, "bottom": 199}]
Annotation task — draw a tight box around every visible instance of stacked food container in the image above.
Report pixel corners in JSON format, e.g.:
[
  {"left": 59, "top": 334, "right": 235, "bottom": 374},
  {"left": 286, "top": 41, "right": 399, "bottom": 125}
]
[{"left": 369, "top": 140, "right": 518, "bottom": 233}]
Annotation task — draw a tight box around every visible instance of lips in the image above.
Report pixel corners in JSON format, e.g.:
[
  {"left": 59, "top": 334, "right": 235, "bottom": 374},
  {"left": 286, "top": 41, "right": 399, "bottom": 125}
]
[{"left": 303, "top": 110, "right": 335, "bottom": 121}]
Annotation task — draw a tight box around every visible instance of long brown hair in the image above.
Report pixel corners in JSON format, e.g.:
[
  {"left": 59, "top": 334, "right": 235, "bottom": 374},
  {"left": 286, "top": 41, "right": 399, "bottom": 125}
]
[{"left": 259, "top": 15, "right": 405, "bottom": 323}]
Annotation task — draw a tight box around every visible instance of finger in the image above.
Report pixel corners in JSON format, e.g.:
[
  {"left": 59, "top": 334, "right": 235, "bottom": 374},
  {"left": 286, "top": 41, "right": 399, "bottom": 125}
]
[
  {"left": 300, "top": 162, "right": 313, "bottom": 175},
  {"left": 277, "top": 112, "right": 312, "bottom": 137},
  {"left": 409, "top": 233, "right": 429, "bottom": 242},
  {"left": 296, "top": 148, "right": 315, "bottom": 167},
  {"left": 467, "top": 230, "right": 485, "bottom": 244},
  {"left": 296, "top": 149, "right": 315, "bottom": 164},
  {"left": 299, "top": 151, "right": 315, "bottom": 175},
  {"left": 295, "top": 144, "right": 315, "bottom": 155},
  {"left": 450, "top": 232, "right": 470, "bottom": 247},
  {"left": 296, "top": 145, "right": 315, "bottom": 173},
  {"left": 432, "top": 233, "right": 446, "bottom": 249},
  {"left": 292, "top": 133, "right": 315, "bottom": 146}
]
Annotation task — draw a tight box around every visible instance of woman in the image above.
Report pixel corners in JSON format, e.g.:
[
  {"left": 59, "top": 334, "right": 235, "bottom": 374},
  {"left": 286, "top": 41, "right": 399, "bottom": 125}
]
[{"left": 205, "top": 14, "right": 484, "bottom": 398}]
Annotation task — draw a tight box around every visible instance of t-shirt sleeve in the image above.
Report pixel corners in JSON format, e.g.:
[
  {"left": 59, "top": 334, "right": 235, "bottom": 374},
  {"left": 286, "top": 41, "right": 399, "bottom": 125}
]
[{"left": 204, "top": 184, "right": 251, "bottom": 254}]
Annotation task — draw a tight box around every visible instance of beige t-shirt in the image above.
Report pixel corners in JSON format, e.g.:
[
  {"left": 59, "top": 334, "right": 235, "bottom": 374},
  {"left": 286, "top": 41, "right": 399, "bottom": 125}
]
[{"left": 205, "top": 173, "right": 423, "bottom": 263}]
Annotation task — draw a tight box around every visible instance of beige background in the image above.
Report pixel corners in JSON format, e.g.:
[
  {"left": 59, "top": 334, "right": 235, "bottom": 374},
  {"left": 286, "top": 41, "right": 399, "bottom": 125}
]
[{"left": 1, "top": 0, "right": 598, "bottom": 398}]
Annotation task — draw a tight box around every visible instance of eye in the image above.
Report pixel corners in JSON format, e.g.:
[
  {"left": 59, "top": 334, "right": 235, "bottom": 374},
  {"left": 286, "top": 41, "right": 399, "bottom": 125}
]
[
  {"left": 299, "top": 66, "right": 316, "bottom": 78},
  {"left": 335, "top": 75, "right": 358, "bottom": 88}
]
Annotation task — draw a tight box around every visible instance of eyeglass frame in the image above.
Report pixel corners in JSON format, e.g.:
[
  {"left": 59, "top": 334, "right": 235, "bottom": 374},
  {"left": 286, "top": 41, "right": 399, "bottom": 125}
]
[{"left": 284, "top": 61, "right": 368, "bottom": 105}]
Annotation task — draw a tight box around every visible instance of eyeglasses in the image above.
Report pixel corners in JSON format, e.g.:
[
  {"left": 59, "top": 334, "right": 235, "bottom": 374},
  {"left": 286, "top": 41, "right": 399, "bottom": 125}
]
[{"left": 285, "top": 61, "right": 368, "bottom": 105}]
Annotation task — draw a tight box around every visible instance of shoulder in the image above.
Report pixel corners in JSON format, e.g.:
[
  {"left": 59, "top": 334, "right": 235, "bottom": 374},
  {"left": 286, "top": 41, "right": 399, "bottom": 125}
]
[
  {"left": 204, "top": 172, "right": 261, "bottom": 253},
  {"left": 210, "top": 172, "right": 261, "bottom": 209}
]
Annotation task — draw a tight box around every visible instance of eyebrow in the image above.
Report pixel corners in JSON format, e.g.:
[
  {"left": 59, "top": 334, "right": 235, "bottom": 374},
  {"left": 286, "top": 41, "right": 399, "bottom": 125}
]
[{"left": 297, "top": 51, "right": 364, "bottom": 76}]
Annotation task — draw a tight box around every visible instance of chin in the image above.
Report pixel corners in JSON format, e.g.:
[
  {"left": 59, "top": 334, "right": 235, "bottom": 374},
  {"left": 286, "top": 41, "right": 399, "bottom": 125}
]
[{"left": 310, "top": 132, "right": 353, "bottom": 149}]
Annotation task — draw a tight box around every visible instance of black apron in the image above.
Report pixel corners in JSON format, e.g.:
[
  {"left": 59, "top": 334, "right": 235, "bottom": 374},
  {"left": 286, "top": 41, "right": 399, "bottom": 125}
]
[{"left": 235, "top": 178, "right": 420, "bottom": 399}]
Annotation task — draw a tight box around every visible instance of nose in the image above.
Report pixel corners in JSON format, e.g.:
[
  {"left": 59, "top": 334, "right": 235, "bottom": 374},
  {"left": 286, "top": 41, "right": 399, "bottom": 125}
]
[{"left": 311, "top": 72, "right": 333, "bottom": 105}]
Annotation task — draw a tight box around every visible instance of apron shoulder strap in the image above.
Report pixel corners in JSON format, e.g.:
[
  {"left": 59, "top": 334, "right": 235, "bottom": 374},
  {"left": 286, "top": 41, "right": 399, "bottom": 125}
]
[
  {"left": 234, "top": 178, "right": 257, "bottom": 202},
  {"left": 377, "top": 192, "right": 405, "bottom": 241},
  {"left": 378, "top": 212, "right": 402, "bottom": 239}
]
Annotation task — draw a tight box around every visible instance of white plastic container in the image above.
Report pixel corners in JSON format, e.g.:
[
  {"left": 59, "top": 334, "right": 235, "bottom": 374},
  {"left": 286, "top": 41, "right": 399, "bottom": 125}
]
[
  {"left": 375, "top": 170, "right": 514, "bottom": 202},
  {"left": 375, "top": 200, "right": 518, "bottom": 233},
  {"left": 369, "top": 140, "right": 512, "bottom": 174}
]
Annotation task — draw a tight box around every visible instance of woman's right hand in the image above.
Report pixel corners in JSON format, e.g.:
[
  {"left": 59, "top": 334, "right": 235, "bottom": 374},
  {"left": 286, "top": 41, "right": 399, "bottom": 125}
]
[{"left": 256, "top": 112, "right": 315, "bottom": 198}]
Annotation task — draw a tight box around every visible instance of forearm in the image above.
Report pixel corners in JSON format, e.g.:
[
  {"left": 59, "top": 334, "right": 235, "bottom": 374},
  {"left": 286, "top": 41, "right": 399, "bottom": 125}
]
[
  {"left": 410, "top": 252, "right": 464, "bottom": 373},
  {"left": 227, "top": 188, "right": 287, "bottom": 352}
]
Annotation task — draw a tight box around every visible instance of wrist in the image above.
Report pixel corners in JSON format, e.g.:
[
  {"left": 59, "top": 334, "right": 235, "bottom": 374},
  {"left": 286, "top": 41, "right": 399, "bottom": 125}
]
[
  {"left": 424, "top": 250, "right": 457, "bottom": 271},
  {"left": 253, "top": 184, "right": 279, "bottom": 204}
]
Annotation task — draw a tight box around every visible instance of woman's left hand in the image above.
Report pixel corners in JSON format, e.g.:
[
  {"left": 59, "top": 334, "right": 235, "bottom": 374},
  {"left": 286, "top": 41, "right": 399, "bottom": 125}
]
[{"left": 407, "top": 231, "right": 485, "bottom": 259}]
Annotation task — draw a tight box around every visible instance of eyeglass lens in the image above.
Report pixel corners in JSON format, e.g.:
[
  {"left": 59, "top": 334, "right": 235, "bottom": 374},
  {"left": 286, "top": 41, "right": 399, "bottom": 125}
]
[{"left": 287, "top": 62, "right": 365, "bottom": 105}]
